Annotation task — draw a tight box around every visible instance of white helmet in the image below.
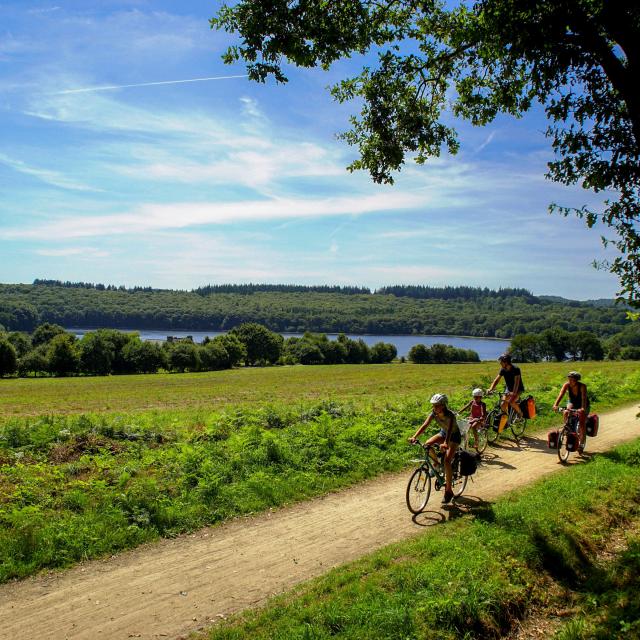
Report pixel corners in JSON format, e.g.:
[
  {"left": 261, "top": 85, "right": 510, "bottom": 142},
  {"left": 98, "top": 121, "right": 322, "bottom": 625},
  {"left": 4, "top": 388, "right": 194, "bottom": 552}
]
[
  {"left": 472, "top": 388, "right": 484, "bottom": 397},
  {"left": 430, "top": 393, "right": 448, "bottom": 406}
]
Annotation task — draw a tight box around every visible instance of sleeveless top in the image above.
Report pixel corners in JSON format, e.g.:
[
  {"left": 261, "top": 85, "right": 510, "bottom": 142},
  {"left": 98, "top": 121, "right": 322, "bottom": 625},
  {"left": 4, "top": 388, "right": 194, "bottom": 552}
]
[{"left": 568, "top": 382, "right": 590, "bottom": 412}]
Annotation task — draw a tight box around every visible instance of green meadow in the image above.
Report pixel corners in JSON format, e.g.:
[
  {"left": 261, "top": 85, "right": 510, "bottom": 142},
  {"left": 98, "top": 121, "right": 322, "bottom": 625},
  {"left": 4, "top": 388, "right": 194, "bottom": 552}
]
[
  {"left": 1, "top": 360, "right": 638, "bottom": 417},
  {"left": 0, "top": 361, "right": 639, "bottom": 583}
]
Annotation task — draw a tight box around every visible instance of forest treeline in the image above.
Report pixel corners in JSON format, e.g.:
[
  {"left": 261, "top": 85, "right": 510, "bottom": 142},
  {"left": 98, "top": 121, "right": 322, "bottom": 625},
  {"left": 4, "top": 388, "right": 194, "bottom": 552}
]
[
  {"left": 0, "top": 323, "right": 406, "bottom": 377},
  {"left": 0, "top": 282, "right": 632, "bottom": 339}
]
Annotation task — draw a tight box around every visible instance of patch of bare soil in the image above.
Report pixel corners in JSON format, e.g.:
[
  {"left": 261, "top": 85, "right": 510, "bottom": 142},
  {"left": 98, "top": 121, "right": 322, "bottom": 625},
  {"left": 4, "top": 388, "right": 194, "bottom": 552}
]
[{"left": 1, "top": 403, "right": 639, "bottom": 640}]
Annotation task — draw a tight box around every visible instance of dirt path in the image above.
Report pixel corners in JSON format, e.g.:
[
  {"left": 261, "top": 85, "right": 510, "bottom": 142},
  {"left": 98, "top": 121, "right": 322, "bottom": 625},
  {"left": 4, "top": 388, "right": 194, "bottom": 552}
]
[{"left": 2, "top": 403, "right": 639, "bottom": 640}]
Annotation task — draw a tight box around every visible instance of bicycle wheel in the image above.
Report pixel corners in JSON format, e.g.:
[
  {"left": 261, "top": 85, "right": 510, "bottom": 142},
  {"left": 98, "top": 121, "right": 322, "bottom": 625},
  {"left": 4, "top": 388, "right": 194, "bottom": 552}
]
[
  {"left": 486, "top": 410, "right": 500, "bottom": 443},
  {"left": 406, "top": 467, "right": 432, "bottom": 514},
  {"left": 475, "top": 426, "right": 488, "bottom": 454},
  {"left": 510, "top": 412, "right": 527, "bottom": 438},
  {"left": 452, "top": 470, "right": 468, "bottom": 498},
  {"left": 557, "top": 429, "right": 570, "bottom": 463}
]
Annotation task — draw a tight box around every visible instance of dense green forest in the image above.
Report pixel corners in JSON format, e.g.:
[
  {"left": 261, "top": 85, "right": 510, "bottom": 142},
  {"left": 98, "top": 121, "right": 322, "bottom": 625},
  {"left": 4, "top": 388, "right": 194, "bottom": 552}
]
[{"left": 0, "top": 281, "right": 632, "bottom": 339}]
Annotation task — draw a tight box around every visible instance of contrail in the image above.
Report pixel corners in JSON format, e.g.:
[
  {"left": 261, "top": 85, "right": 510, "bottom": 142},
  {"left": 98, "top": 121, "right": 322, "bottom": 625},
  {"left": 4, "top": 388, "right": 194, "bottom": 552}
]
[{"left": 54, "top": 75, "right": 248, "bottom": 95}]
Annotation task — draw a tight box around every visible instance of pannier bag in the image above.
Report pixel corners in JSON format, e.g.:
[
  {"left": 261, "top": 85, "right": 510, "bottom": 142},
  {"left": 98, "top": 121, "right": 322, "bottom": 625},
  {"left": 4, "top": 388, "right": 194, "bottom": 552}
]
[
  {"left": 586, "top": 414, "right": 599, "bottom": 437},
  {"left": 565, "top": 431, "right": 579, "bottom": 452},
  {"left": 519, "top": 395, "right": 536, "bottom": 419},
  {"left": 458, "top": 449, "right": 478, "bottom": 476},
  {"left": 547, "top": 429, "right": 559, "bottom": 449}
]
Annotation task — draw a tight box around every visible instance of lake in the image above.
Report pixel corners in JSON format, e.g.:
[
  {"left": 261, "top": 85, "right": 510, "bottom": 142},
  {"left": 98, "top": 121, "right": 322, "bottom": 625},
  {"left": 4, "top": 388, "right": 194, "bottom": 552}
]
[{"left": 68, "top": 328, "right": 510, "bottom": 361}]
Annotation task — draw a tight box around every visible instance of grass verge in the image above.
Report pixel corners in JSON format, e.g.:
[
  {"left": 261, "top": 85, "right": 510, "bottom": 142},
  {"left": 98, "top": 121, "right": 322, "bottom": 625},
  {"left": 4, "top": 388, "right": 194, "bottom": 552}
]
[{"left": 198, "top": 439, "right": 640, "bottom": 640}]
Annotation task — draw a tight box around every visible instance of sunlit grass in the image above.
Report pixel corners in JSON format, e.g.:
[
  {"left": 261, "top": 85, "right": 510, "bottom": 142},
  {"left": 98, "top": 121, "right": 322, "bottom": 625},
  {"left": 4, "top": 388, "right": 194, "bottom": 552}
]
[{"left": 1, "top": 360, "right": 637, "bottom": 417}]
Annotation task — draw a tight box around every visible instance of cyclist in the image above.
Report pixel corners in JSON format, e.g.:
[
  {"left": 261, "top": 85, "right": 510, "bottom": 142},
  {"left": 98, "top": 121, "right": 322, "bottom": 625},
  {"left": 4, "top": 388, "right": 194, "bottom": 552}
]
[
  {"left": 487, "top": 353, "right": 524, "bottom": 423},
  {"left": 408, "top": 393, "right": 461, "bottom": 504},
  {"left": 458, "top": 388, "right": 487, "bottom": 452},
  {"left": 552, "top": 371, "right": 590, "bottom": 453}
]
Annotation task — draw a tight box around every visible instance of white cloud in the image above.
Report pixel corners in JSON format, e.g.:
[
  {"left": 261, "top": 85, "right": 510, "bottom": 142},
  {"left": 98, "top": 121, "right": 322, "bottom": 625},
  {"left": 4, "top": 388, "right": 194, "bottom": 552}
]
[
  {"left": 35, "top": 246, "right": 109, "bottom": 258},
  {"left": 0, "top": 153, "right": 101, "bottom": 192},
  {"left": 2, "top": 191, "right": 429, "bottom": 241}
]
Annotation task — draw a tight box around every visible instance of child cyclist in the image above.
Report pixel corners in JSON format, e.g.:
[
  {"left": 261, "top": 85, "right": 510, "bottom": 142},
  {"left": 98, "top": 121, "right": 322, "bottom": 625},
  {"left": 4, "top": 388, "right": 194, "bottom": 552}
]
[
  {"left": 408, "top": 393, "right": 461, "bottom": 504},
  {"left": 458, "top": 388, "right": 487, "bottom": 452}
]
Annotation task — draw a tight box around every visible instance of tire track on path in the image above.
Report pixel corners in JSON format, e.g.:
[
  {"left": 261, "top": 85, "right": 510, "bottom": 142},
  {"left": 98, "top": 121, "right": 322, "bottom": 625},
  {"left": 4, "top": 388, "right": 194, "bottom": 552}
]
[{"left": 1, "top": 403, "right": 638, "bottom": 640}]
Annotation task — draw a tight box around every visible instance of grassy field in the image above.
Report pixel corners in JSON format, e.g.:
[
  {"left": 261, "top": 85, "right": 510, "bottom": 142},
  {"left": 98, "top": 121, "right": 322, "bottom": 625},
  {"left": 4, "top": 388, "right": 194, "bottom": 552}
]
[
  {"left": 1, "top": 361, "right": 639, "bottom": 583},
  {"left": 200, "top": 439, "right": 640, "bottom": 640},
  {"left": 1, "top": 360, "right": 639, "bottom": 417}
]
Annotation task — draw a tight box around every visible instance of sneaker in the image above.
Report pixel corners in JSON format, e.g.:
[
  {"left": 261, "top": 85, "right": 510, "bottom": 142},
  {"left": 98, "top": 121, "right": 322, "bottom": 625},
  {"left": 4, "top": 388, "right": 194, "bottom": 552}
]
[{"left": 441, "top": 490, "right": 454, "bottom": 505}]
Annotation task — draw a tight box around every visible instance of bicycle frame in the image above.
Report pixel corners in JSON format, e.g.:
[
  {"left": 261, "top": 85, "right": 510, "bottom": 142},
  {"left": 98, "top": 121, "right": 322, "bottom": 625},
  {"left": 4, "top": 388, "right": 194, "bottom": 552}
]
[
  {"left": 405, "top": 441, "right": 468, "bottom": 514},
  {"left": 484, "top": 392, "right": 527, "bottom": 442},
  {"left": 556, "top": 408, "right": 584, "bottom": 462}
]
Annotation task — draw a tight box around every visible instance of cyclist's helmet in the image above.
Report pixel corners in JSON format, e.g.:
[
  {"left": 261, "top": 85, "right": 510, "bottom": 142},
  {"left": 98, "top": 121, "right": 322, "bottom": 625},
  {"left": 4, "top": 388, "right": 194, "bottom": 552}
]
[
  {"left": 472, "top": 388, "right": 484, "bottom": 397},
  {"left": 567, "top": 371, "right": 581, "bottom": 380},
  {"left": 430, "top": 393, "right": 448, "bottom": 406},
  {"left": 498, "top": 353, "right": 512, "bottom": 364}
]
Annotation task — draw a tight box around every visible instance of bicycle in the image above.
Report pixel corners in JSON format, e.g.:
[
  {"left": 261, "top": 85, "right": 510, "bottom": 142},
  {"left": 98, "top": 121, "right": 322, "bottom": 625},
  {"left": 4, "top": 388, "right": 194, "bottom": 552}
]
[
  {"left": 406, "top": 441, "right": 468, "bottom": 514},
  {"left": 484, "top": 391, "right": 527, "bottom": 443},
  {"left": 457, "top": 413, "right": 488, "bottom": 455},
  {"left": 556, "top": 407, "right": 586, "bottom": 463}
]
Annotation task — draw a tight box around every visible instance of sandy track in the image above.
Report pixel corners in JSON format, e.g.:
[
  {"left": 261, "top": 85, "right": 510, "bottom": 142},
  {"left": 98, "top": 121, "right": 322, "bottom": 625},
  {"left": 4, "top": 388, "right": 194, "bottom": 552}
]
[{"left": 1, "top": 403, "right": 639, "bottom": 640}]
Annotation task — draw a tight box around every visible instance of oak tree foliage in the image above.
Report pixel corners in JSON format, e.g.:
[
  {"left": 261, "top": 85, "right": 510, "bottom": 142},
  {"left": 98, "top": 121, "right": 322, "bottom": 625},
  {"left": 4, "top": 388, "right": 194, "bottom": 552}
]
[{"left": 211, "top": 1, "right": 640, "bottom": 305}]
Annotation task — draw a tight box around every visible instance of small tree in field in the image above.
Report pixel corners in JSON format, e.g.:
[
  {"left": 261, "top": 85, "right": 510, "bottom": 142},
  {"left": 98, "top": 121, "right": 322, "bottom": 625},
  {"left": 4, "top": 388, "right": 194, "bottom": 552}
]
[
  {"left": 0, "top": 338, "right": 18, "bottom": 377},
  {"left": 47, "top": 334, "right": 79, "bottom": 376}
]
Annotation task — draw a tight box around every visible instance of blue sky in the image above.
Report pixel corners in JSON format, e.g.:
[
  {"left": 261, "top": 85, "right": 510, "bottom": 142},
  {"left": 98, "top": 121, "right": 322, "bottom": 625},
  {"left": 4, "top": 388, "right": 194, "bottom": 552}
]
[{"left": 0, "top": 0, "right": 621, "bottom": 299}]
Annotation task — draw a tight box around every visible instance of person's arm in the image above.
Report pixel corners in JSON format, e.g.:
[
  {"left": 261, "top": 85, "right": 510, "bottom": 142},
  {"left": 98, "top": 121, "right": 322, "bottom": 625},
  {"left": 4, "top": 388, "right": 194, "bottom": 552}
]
[
  {"left": 409, "top": 414, "right": 433, "bottom": 442},
  {"left": 487, "top": 373, "right": 502, "bottom": 393},
  {"left": 512, "top": 374, "right": 521, "bottom": 395},
  {"left": 480, "top": 401, "right": 487, "bottom": 418},
  {"left": 581, "top": 383, "right": 588, "bottom": 410},
  {"left": 552, "top": 383, "right": 569, "bottom": 410}
]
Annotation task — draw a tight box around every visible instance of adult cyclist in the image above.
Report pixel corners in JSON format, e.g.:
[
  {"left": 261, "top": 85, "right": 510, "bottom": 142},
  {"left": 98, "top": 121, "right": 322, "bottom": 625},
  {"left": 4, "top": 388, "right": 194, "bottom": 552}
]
[
  {"left": 408, "top": 393, "right": 461, "bottom": 504},
  {"left": 486, "top": 353, "right": 525, "bottom": 422},
  {"left": 552, "top": 371, "right": 590, "bottom": 453}
]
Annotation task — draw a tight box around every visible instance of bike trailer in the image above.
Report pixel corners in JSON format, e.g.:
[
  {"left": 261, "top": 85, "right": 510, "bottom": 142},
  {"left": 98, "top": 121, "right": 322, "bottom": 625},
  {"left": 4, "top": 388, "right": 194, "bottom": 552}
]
[
  {"left": 565, "top": 431, "right": 579, "bottom": 452},
  {"left": 458, "top": 449, "right": 478, "bottom": 476},
  {"left": 547, "top": 429, "right": 559, "bottom": 449},
  {"left": 519, "top": 395, "right": 536, "bottom": 419},
  {"left": 586, "top": 413, "right": 599, "bottom": 437}
]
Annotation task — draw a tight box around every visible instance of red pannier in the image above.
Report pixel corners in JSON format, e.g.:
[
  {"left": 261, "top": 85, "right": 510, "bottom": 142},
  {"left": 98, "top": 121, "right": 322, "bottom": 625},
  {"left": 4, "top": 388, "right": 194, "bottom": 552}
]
[
  {"left": 586, "top": 414, "right": 599, "bottom": 437},
  {"left": 547, "top": 429, "right": 559, "bottom": 449},
  {"left": 565, "top": 431, "right": 579, "bottom": 452}
]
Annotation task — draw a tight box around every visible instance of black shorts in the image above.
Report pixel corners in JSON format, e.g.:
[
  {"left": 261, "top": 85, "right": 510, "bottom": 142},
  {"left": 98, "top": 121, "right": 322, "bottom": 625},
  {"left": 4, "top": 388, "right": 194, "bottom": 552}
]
[{"left": 438, "top": 428, "right": 462, "bottom": 445}]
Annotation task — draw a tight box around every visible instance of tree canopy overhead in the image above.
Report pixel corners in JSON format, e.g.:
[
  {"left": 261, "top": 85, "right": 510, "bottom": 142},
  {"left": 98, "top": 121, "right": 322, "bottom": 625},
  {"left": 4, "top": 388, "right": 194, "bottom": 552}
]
[{"left": 211, "top": 0, "right": 640, "bottom": 306}]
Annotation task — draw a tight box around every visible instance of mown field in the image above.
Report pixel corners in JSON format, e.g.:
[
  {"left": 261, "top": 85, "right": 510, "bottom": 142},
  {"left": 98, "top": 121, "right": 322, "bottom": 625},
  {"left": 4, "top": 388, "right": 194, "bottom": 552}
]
[
  {"left": 1, "top": 360, "right": 639, "bottom": 417},
  {"left": 200, "top": 438, "right": 640, "bottom": 640},
  {"left": 1, "top": 361, "right": 639, "bottom": 584}
]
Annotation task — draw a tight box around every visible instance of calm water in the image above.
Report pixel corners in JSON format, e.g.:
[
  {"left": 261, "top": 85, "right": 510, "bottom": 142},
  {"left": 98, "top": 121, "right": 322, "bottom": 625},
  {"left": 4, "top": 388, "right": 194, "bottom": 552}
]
[{"left": 69, "top": 328, "right": 510, "bottom": 361}]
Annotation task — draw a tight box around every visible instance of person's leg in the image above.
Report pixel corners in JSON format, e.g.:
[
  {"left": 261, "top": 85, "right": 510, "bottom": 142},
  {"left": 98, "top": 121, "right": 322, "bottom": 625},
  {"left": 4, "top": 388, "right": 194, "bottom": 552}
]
[
  {"left": 444, "top": 442, "right": 459, "bottom": 495},
  {"left": 509, "top": 392, "right": 522, "bottom": 416},
  {"left": 577, "top": 408, "right": 587, "bottom": 450}
]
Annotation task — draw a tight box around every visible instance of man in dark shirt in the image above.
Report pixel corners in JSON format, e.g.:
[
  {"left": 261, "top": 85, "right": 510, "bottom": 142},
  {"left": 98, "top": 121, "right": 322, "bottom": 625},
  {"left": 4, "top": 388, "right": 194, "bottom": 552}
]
[{"left": 487, "top": 353, "right": 524, "bottom": 418}]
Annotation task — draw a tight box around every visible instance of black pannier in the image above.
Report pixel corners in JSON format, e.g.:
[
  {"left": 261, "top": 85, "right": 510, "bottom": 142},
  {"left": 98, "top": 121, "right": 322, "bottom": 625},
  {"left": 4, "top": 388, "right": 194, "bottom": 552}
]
[{"left": 458, "top": 449, "right": 478, "bottom": 476}]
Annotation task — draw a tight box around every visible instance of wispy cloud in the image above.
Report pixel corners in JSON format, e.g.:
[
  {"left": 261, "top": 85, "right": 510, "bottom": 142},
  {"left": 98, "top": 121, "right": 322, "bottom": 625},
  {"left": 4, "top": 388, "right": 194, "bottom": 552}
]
[
  {"left": 35, "top": 247, "right": 109, "bottom": 258},
  {"left": 52, "top": 75, "right": 248, "bottom": 95},
  {"left": 0, "top": 153, "right": 101, "bottom": 192},
  {"left": 2, "top": 192, "right": 429, "bottom": 241}
]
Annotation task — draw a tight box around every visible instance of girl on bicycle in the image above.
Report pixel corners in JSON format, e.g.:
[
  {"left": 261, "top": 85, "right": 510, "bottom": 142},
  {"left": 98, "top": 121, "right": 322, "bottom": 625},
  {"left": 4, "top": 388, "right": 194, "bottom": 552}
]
[
  {"left": 408, "top": 393, "right": 461, "bottom": 504},
  {"left": 487, "top": 353, "right": 524, "bottom": 421},
  {"left": 552, "top": 371, "right": 590, "bottom": 453},
  {"left": 458, "top": 388, "right": 487, "bottom": 452}
]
